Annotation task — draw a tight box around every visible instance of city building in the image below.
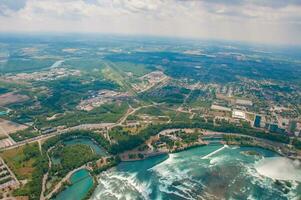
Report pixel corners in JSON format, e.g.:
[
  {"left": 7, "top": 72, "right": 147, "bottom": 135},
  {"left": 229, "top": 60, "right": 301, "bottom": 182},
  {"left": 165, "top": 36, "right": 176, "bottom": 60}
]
[
  {"left": 232, "top": 110, "right": 246, "bottom": 120},
  {"left": 235, "top": 99, "right": 253, "bottom": 106},
  {"left": 211, "top": 105, "right": 231, "bottom": 112}
]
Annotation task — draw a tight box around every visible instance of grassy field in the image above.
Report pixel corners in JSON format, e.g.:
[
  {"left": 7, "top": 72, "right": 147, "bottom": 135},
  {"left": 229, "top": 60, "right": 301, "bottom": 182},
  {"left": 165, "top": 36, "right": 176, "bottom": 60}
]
[
  {"left": 0, "top": 142, "right": 47, "bottom": 200},
  {"left": 136, "top": 106, "right": 165, "bottom": 116},
  {"left": 10, "top": 128, "right": 40, "bottom": 142},
  {"left": 35, "top": 102, "right": 129, "bottom": 128},
  {"left": 189, "top": 99, "right": 212, "bottom": 108},
  {"left": 0, "top": 58, "right": 56, "bottom": 73},
  {"left": 51, "top": 144, "right": 96, "bottom": 173},
  {"left": 63, "top": 58, "right": 106, "bottom": 71},
  {"left": 134, "top": 105, "right": 191, "bottom": 123},
  {"left": 140, "top": 85, "right": 190, "bottom": 105},
  {"left": 0, "top": 143, "right": 38, "bottom": 179},
  {"left": 101, "top": 66, "right": 126, "bottom": 87},
  {"left": 111, "top": 62, "right": 152, "bottom": 77}
]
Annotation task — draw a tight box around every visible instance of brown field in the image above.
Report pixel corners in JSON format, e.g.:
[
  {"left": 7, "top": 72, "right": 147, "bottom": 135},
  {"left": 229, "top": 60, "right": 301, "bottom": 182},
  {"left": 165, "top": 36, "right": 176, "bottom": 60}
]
[
  {"left": 0, "top": 145, "right": 36, "bottom": 179},
  {"left": 0, "top": 138, "right": 15, "bottom": 148},
  {"left": 0, "top": 92, "right": 29, "bottom": 106},
  {"left": 0, "top": 119, "right": 28, "bottom": 136}
]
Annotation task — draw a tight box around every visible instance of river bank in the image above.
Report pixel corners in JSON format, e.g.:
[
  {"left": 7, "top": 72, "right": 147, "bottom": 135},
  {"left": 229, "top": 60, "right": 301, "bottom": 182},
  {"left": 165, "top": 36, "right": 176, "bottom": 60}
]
[
  {"left": 52, "top": 128, "right": 301, "bottom": 199},
  {"left": 90, "top": 144, "right": 301, "bottom": 200},
  {"left": 119, "top": 128, "right": 208, "bottom": 161},
  {"left": 56, "top": 139, "right": 300, "bottom": 200},
  {"left": 52, "top": 169, "right": 94, "bottom": 200},
  {"left": 118, "top": 128, "right": 300, "bottom": 162},
  {"left": 221, "top": 134, "right": 301, "bottom": 161}
]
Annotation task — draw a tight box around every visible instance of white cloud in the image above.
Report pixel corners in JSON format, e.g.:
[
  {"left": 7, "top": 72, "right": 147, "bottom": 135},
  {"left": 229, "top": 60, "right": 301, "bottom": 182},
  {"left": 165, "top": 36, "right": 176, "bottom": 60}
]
[{"left": 0, "top": 0, "right": 301, "bottom": 45}]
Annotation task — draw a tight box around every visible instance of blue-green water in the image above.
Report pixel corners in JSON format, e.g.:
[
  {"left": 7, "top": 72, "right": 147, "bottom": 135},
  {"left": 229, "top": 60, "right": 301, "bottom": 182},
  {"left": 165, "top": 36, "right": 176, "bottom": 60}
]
[
  {"left": 91, "top": 144, "right": 301, "bottom": 200},
  {"left": 51, "top": 137, "right": 107, "bottom": 164},
  {"left": 0, "top": 111, "right": 8, "bottom": 116},
  {"left": 63, "top": 137, "right": 108, "bottom": 156},
  {"left": 54, "top": 169, "right": 93, "bottom": 200}
]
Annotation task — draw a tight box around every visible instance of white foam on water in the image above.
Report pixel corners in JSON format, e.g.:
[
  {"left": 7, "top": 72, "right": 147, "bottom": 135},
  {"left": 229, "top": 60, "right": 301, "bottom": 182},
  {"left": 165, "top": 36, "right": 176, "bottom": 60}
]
[
  {"left": 110, "top": 172, "right": 152, "bottom": 200},
  {"left": 149, "top": 153, "right": 177, "bottom": 171},
  {"left": 99, "top": 172, "right": 129, "bottom": 199},
  {"left": 243, "top": 161, "right": 276, "bottom": 193},
  {"left": 149, "top": 153, "right": 187, "bottom": 182},
  {"left": 245, "top": 163, "right": 264, "bottom": 180},
  {"left": 92, "top": 170, "right": 152, "bottom": 200},
  {"left": 200, "top": 191, "right": 218, "bottom": 200},
  {"left": 158, "top": 185, "right": 195, "bottom": 200},
  {"left": 285, "top": 181, "right": 301, "bottom": 200},
  {"left": 182, "top": 179, "right": 200, "bottom": 189},
  {"left": 255, "top": 157, "right": 301, "bottom": 182},
  {"left": 149, "top": 154, "right": 201, "bottom": 200},
  {"left": 173, "top": 185, "right": 194, "bottom": 198},
  {"left": 247, "top": 194, "right": 257, "bottom": 200},
  {"left": 92, "top": 147, "right": 301, "bottom": 200},
  {"left": 240, "top": 157, "right": 301, "bottom": 200},
  {"left": 209, "top": 154, "right": 227, "bottom": 166},
  {"left": 154, "top": 165, "right": 191, "bottom": 187},
  {"left": 94, "top": 174, "right": 123, "bottom": 199},
  {"left": 201, "top": 145, "right": 228, "bottom": 159}
]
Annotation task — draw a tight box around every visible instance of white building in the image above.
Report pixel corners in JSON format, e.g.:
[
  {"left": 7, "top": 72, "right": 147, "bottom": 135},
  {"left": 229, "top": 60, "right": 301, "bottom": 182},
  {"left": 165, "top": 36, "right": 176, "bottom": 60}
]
[
  {"left": 211, "top": 104, "right": 231, "bottom": 112},
  {"left": 235, "top": 99, "right": 253, "bottom": 106},
  {"left": 232, "top": 110, "right": 246, "bottom": 119}
]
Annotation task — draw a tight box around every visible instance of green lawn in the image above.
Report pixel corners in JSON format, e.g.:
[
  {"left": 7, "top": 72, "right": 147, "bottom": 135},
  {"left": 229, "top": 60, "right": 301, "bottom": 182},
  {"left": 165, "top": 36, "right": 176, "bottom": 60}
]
[
  {"left": 1, "top": 143, "right": 47, "bottom": 200},
  {"left": 52, "top": 144, "right": 96, "bottom": 171},
  {"left": 37, "top": 102, "right": 129, "bottom": 128},
  {"left": 111, "top": 62, "right": 152, "bottom": 77}
]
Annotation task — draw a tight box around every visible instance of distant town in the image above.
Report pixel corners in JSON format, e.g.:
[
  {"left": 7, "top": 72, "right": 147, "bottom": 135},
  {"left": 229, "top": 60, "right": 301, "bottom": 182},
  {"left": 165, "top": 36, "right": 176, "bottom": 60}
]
[{"left": 0, "top": 35, "right": 300, "bottom": 200}]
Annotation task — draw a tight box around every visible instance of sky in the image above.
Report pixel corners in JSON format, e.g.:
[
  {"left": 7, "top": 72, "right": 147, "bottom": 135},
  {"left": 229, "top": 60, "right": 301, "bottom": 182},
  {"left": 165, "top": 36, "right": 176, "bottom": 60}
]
[{"left": 0, "top": 0, "right": 301, "bottom": 45}]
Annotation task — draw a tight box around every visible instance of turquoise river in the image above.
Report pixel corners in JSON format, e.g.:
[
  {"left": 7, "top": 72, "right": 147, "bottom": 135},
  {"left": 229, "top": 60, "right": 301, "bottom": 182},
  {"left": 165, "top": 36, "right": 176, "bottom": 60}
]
[
  {"left": 57, "top": 143, "right": 301, "bottom": 200},
  {"left": 54, "top": 169, "right": 93, "bottom": 200},
  {"left": 91, "top": 144, "right": 301, "bottom": 200}
]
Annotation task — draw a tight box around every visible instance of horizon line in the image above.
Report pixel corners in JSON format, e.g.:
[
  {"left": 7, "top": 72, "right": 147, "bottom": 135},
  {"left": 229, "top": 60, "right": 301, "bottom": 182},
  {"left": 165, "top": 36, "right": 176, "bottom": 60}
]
[{"left": 0, "top": 31, "right": 301, "bottom": 48}]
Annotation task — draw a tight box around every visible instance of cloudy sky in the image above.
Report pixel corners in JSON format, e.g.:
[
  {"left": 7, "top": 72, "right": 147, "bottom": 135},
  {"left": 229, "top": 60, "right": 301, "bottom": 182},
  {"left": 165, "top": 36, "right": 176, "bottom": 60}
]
[{"left": 0, "top": 0, "right": 301, "bottom": 45}]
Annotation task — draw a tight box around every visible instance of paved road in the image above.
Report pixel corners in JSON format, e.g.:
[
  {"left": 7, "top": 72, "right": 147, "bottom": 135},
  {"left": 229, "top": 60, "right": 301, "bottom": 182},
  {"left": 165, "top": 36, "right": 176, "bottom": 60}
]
[
  {"left": 0, "top": 102, "right": 155, "bottom": 152},
  {"left": 116, "top": 104, "right": 155, "bottom": 126},
  {"left": 0, "top": 122, "right": 117, "bottom": 151},
  {"left": 0, "top": 157, "right": 19, "bottom": 188},
  {"left": 40, "top": 146, "right": 55, "bottom": 200}
]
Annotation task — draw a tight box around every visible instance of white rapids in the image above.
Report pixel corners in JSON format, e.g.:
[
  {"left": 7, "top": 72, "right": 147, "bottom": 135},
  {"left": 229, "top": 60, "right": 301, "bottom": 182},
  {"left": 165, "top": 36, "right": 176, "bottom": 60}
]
[{"left": 255, "top": 157, "right": 301, "bottom": 182}]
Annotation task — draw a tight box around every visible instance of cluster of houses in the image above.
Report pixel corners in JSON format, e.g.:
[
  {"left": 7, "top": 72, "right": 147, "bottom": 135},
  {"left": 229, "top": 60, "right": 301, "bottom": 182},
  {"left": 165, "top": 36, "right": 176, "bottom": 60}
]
[{"left": 210, "top": 98, "right": 301, "bottom": 137}]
